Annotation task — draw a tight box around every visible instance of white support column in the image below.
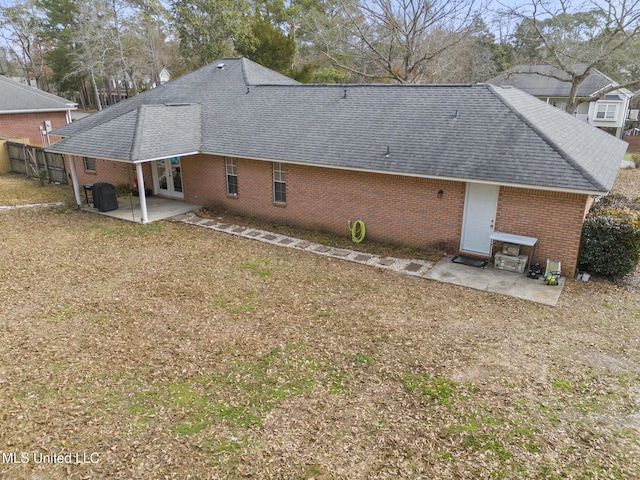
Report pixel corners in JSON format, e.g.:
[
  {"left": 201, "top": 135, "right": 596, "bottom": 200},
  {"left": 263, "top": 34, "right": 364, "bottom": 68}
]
[
  {"left": 67, "top": 155, "right": 82, "bottom": 207},
  {"left": 136, "top": 162, "right": 149, "bottom": 224}
]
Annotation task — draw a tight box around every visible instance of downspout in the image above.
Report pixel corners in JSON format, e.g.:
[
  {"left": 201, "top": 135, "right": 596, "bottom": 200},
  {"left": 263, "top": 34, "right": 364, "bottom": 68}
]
[{"left": 67, "top": 155, "right": 82, "bottom": 207}]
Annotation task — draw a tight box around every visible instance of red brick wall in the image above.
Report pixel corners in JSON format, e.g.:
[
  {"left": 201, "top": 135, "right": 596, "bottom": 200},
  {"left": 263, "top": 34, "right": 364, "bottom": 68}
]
[
  {"left": 496, "top": 187, "right": 589, "bottom": 273},
  {"left": 71, "top": 152, "right": 590, "bottom": 272},
  {"left": 0, "top": 111, "right": 69, "bottom": 146},
  {"left": 184, "top": 154, "right": 466, "bottom": 249},
  {"left": 65, "top": 155, "right": 153, "bottom": 197}
]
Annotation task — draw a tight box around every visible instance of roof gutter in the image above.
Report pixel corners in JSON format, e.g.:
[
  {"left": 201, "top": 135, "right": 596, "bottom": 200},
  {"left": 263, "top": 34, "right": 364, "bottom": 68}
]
[
  {"left": 0, "top": 107, "right": 77, "bottom": 114},
  {"left": 200, "top": 149, "right": 609, "bottom": 197},
  {"left": 43, "top": 147, "right": 201, "bottom": 164},
  {"left": 590, "top": 87, "right": 633, "bottom": 99},
  {"left": 131, "top": 151, "right": 201, "bottom": 163},
  {"left": 44, "top": 145, "right": 609, "bottom": 197},
  {"left": 44, "top": 148, "right": 130, "bottom": 163}
]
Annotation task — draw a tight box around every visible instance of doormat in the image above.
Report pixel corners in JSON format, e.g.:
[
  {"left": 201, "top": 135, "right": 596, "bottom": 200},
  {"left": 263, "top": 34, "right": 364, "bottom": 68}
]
[{"left": 451, "top": 255, "right": 488, "bottom": 268}]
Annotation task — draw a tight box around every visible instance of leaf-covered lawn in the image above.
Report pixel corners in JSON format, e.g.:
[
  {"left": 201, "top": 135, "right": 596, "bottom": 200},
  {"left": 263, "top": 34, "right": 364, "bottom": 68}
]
[
  {"left": 1, "top": 174, "right": 640, "bottom": 479},
  {"left": 0, "top": 173, "right": 74, "bottom": 205}
]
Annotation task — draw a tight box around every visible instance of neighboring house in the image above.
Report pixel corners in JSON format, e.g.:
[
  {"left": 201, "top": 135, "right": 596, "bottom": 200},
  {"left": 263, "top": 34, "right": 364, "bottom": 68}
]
[
  {"left": 487, "top": 65, "right": 633, "bottom": 138},
  {"left": 0, "top": 75, "right": 77, "bottom": 146},
  {"left": 154, "top": 68, "right": 171, "bottom": 88},
  {"left": 47, "top": 58, "right": 627, "bottom": 274},
  {"left": 100, "top": 68, "right": 172, "bottom": 105}
]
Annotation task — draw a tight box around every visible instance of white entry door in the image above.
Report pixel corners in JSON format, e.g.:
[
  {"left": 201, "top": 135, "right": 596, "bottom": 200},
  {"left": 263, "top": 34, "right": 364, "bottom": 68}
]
[
  {"left": 460, "top": 183, "right": 499, "bottom": 255},
  {"left": 152, "top": 157, "right": 183, "bottom": 199}
]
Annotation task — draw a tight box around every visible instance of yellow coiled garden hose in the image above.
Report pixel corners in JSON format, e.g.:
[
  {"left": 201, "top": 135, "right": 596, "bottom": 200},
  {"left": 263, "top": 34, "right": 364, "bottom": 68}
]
[{"left": 351, "top": 220, "right": 366, "bottom": 243}]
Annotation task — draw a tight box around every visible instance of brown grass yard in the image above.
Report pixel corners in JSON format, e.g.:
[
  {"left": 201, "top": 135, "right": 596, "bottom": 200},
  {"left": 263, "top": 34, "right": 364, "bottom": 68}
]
[
  {"left": 0, "top": 173, "right": 75, "bottom": 206},
  {"left": 1, "top": 172, "right": 640, "bottom": 479}
]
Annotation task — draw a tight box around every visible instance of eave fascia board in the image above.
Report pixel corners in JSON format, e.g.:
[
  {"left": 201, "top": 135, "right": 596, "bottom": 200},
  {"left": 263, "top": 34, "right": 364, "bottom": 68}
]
[
  {"left": 44, "top": 148, "right": 202, "bottom": 164},
  {"left": 590, "top": 85, "right": 633, "bottom": 99},
  {"left": 44, "top": 148, "right": 131, "bottom": 163},
  {"left": 0, "top": 107, "right": 77, "bottom": 114},
  {"left": 45, "top": 144, "right": 608, "bottom": 196},
  {"left": 132, "top": 151, "right": 201, "bottom": 163}
]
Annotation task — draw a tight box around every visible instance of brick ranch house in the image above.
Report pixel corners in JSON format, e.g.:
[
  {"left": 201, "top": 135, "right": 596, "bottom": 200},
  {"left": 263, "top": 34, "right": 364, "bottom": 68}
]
[
  {"left": 0, "top": 75, "right": 76, "bottom": 146},
  {"left": 46, "top": 58, "right": 627, "bottom": 274}
]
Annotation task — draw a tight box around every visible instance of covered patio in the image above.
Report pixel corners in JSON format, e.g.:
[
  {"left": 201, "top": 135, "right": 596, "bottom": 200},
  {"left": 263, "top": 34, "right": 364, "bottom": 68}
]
[
  {"left": 46, "top": 102, "right": 202, "bottom": 224},
  {"left": 80, "top": 195, "right": 201, "bottom": 223}
]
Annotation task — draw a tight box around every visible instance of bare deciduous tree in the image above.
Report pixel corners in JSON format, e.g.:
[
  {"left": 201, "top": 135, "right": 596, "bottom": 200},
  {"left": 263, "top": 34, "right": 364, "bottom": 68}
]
[
  {"left": 321, "top": 0, "right": 488, "bottom": 83},
  {"left": 504, "top": 0, "right": 640, "bottom": 113},
  {"left": 127, "top": 0, "right": 174, "bottom": 88},
  {"left": 0, "top": 0, "right": 48, "bottom": 86},
  {"left": 64, "top": 1, "right": 113, "bottom": 110}
]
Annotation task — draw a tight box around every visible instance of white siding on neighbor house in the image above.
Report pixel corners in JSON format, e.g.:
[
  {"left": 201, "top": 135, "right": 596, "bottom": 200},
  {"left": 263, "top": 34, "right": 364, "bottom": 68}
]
[
  {"left": 544, "top": 97, "right": 568, "bottom": 110},
  {"left": 542, "top": 90, "right": 630, "bottom": 129},
  {"left": 543, "top": 98, "right": 589, "bottom": 124},
  {"left": 573, "top": 103, "right": 589, "bottom": 123},
  {"left": 588, "top": 90, "right": 630, "bottom": 130}
]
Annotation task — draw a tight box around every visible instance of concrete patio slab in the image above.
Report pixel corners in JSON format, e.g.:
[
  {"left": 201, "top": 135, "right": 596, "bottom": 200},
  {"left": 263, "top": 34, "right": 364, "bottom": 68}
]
[
  {"left": 424, "top": 255, "right": 564, "bottom": 306},
  {"left": 80, "top": 196, "right": 201, "bottom": 223}
]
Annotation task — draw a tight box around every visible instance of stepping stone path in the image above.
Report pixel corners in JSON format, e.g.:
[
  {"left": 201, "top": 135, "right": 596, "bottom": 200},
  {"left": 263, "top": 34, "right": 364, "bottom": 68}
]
[
  {"left": 172, "top": 212, "right": 433, "bottom": 278},
  {"left": 405, "top": 262, "right": 424, "bottom": 272},
  {"left": 0, "top": 202, "right": 65, "bottom": 211}
]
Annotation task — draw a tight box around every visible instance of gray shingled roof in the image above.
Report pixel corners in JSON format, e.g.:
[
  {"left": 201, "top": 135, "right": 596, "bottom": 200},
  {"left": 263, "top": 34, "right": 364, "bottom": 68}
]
[
  {"left": 54, "top": 104, "right": 202, "bottom": 161},
  {"left": 486, "top": 65, "right": 628, "bottom": 98},
  {"left": 0, "top": 75, "right": 77, "bottom": 112},
  {"left": 491, "top": 86, "right": 623, "bottom": 192},
  {"left": 52, "top": 58, "right": 297, "bottom": 139},
  {"left": 48, "top": 57, "right": 627, "bottom": 194}
]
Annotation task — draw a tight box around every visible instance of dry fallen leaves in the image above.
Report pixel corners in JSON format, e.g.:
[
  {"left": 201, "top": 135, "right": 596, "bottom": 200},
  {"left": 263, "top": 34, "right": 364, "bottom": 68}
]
[{"left": 0, "top": 173, "right": 639, "bottom": 479}]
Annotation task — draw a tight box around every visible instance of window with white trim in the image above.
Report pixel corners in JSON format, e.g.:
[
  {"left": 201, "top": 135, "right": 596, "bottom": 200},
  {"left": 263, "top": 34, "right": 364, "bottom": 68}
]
[
  {"left": 596, "top": 104, "right": 617, "bottom": 120},
  {"left": 225, "top": 157, "right": 238, "bottom": 195},
  {"left": 273, "top": 162, "right": 286, "bottom": 203},
  {"left": 83, "top": 157, "right": 96, "bottom": 171}
]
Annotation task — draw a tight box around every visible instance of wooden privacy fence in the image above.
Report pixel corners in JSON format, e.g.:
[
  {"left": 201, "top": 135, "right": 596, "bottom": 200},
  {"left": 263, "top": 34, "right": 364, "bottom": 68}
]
[{"left": 5, "top": 141, "right": 68, "bottom": 184}]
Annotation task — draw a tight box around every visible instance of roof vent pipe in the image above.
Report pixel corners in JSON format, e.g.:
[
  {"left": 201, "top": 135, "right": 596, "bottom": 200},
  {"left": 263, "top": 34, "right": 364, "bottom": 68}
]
[
  {"left": 454, "top": 110, "right": 459, "bottom": 118},
  {"left": 343, "top": 89, "right": 347, "bottom": 99},
  {"left": 385, "top": 146, "right": 390, "bottom": 158}
]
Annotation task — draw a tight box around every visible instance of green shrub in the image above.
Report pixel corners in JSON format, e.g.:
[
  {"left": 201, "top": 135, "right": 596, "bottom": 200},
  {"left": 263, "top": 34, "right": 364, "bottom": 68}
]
[{"left": 578, "top": 202, "right": 640, "bottom": 278}]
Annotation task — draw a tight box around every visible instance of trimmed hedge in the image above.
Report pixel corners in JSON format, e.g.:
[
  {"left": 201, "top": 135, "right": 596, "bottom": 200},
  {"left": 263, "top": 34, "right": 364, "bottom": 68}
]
[{"left": 578, "top": 196, "right": 640, "bottom": 278}]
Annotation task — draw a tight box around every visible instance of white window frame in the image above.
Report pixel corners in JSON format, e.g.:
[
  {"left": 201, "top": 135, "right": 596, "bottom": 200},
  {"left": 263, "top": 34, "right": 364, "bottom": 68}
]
[
  {"left": 273, "top": 162, "right": 286, "bottom": 204},
  {"left": 596, "top": 103, "right": 617, "bottom": 121},
  {"left": 225, "top": 157, "right": 238, "bottom": 195}
]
